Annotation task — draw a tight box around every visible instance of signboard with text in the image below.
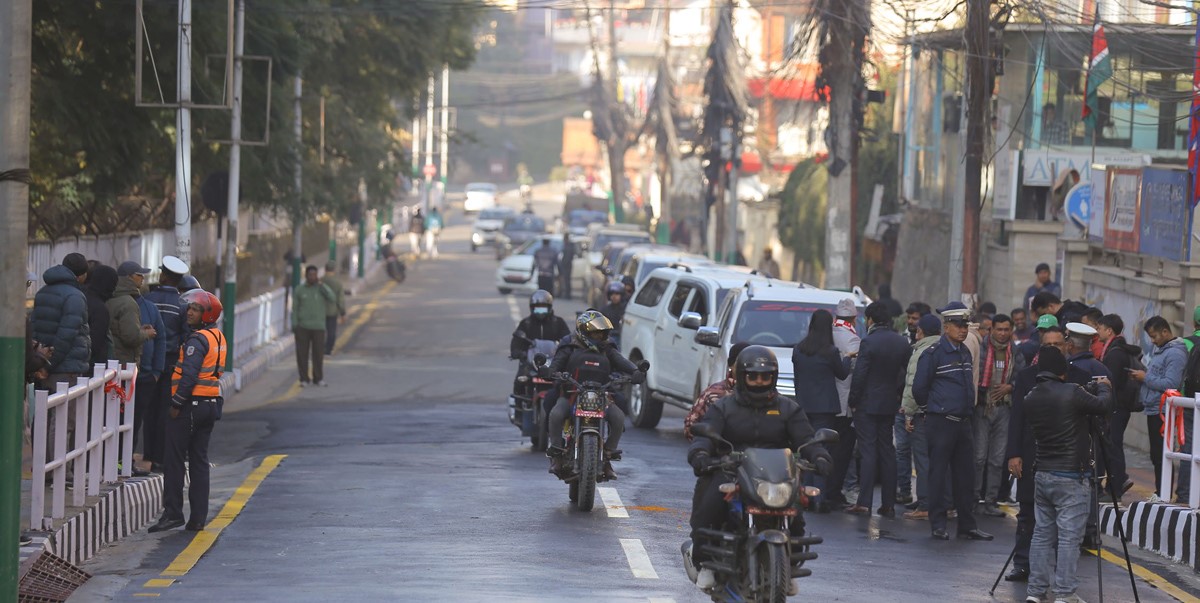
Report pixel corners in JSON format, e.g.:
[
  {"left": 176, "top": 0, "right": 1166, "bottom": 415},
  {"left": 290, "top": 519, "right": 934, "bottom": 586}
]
[
  {"left": 991, "top": 149, "right": 1019, "bottom": 221},
  {"left": 1103, "top": 168, "right": 1142, "bottom": 252},
  {"left": 1087, "top": 166, "right": 1107, "bottom": 243},
  {"left": 1022, "top": 150, "right": 1149, "bottom": 186},
  {"left": 1137, "top": 167, "right": 1192, "bottom": 262}
]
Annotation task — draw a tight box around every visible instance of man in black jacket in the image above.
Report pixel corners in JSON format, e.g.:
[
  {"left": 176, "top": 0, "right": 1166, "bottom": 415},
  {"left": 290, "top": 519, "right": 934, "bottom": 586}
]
[
  {"left": 1097, "top": 313, "right": 1141, "bottom": 497},
  {"left": 687, "top": 345, "right": 833, "bottom": 592},
  {"left": 1021, "top": 346, "right": 1111, "bottom": 603},
  {"left": 509, "top": 290, "right": 571, "bottom": 411},
  {"left": 1004, "top": 329, "right": 1089, "bottom": 582},
  {"left": 846, "top": 302, "right": 911, "bottom": 517}
]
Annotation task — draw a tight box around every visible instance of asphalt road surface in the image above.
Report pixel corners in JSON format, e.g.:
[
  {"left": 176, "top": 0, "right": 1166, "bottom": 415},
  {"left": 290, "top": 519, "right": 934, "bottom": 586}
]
[{"left": 73, "top": 188, "right": 1200, "bottom": 602}]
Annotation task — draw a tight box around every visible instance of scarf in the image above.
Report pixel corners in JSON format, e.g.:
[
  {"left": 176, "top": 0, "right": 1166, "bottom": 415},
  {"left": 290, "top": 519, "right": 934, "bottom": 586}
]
[
  {"left": 979, "top": 336, "right": 1013, "bottom": 389},
  {"left": 834, "top": 318, "right": 857, "bottom": 335}
]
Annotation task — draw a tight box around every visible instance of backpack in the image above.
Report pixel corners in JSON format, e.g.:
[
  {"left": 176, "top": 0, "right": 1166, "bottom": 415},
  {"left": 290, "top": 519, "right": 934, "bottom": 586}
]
[
  {"left": 1182, "top": 335, "right": 1200, "bottom": 396},
  {"left": 1121, "top": 349, "right": 1146, "bottom": 412}
]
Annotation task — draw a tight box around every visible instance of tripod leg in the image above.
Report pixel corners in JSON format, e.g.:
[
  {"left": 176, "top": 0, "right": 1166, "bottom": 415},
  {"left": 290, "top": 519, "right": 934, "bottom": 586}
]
[
  {"left": 1094, "top": 476, "right": 1103, "bottom": 603},
  {"left": 1095, "top": 429, "right": 1141, "bottom": 603},
  {"left": 990, "top": 541, "right": 1018, "bottom": 596}
]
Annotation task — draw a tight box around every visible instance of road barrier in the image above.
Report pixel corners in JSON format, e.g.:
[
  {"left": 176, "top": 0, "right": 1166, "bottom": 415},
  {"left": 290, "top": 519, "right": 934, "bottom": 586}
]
[
  {"left": 30, "top": 362, "right": 137, "bottom": 530},
  {"left": 1160, "top": 394, "right": 1200, "bottom": 508},
  {"left": 232, "top": 287, "right": 288, "bottom": 361}
]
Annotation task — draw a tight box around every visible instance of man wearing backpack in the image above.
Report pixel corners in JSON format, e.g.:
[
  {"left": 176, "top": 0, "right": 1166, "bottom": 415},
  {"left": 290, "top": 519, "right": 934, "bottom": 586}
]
[{"left": 1097, "top": 314, "right": 1142, "bottom": 498}]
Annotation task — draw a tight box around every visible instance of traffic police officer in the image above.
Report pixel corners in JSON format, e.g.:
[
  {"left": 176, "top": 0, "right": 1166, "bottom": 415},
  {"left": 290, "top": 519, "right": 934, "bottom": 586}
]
[
  {"left": 912, "top": 301, "right": 993, "bottom": 541},
  {"left": 149, "top": 290, "right": 226, "bottom": 533}
]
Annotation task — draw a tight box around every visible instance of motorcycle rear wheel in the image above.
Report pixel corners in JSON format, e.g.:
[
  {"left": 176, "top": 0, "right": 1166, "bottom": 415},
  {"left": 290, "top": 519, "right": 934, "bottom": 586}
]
[
  {"left": 756, "top": 542, "right": 789, "bottom": 603},
  {"left": 575, "top": 434, "right": 600, "bottom": 511},
  {"left": 532, "top": 404, "right": 548, "bottom": 452}
]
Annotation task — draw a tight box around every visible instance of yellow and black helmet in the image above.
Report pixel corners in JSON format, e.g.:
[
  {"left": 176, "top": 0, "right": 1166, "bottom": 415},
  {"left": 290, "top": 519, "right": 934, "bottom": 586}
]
[{"left": 575, "top": 309, "right": 613, "bottom": 349}]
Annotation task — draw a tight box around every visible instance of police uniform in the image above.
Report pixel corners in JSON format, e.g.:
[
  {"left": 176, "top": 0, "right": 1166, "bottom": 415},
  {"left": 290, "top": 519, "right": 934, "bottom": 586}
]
[{"left": 162, "top": 325, "right": 226, "bottom": 529}]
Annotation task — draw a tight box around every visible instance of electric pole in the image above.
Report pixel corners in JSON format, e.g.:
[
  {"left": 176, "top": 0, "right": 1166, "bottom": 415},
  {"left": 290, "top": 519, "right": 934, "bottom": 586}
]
[
  {"left": 175, "top": 0, "right": 193, "bottom": 264},
  {"left": 0, "top": 0, "right": 31, "bottom": 596},
  {"left": 291, "top": 74, "right": 303, "bottom": 290},
  {"left": 607, "top": 0, "right": 625, "bottom": 214},
  {"left": 222, "top": 0, "right": 244, "bottom": 370},
  {"left": 425, "top": 74, "right": 435, "bottom": 213},
  {"left": 440, "top": 63, "right": 449, "bottom": 195},
  {"left": 961, "top": 0, "right": 989, "bottom": 307}
]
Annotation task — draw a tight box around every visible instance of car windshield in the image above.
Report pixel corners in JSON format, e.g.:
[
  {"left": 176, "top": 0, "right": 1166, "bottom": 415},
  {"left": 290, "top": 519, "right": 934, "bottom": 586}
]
[
  {"left": 569, "top": 210, "right": 608, "bottom": 227},
  {"left": 595, "top": 232, "right": 652, "bottom": 249},
  {"left": 466, "top": 183, "right": 497, "bottom": 193},
  {"left": 504, "top": 215, "right": 546, "bottom": 233},
  {"left": 514, "top": 238, "right": 562, "bottom": 255},
  {"left": 478, "top": 208, "right": 512, "bottom": 220},
  {"left": 731, "top": 301, "right": 845, "bottom": 348}
]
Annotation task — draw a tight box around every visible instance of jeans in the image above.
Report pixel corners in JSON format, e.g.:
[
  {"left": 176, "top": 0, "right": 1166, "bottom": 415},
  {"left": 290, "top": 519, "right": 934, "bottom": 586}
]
[
  {"left": 1027, "top": 472, "right": 1091, "bottom": 599},
  {"left": 806, "top": 413, "right": 836, "bottom": 505},
  {"left": 894, "top": 413, "right": 912, "bottom": 497},
  {"left": 973, "top": 404, "right": 1010, "bottom": 504},
  {"left": 294, "top": 327, "right": 327, "bottom": 383},
  {"left": 854, "top": 412, "right": 896, "bottom": 510}
]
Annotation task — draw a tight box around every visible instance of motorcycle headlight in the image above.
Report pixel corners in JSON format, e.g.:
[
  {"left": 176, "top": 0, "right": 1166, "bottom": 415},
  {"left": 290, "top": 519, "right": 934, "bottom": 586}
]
[{"left": 754, "top": 481, "right": 794, "bottom": 508}]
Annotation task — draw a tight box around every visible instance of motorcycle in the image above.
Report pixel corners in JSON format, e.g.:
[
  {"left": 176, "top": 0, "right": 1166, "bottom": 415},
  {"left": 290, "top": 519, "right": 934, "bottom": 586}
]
[
  {"left": 508, "top": 333, "right": 559, "bottom": 451},
  {"left": 550, "top": 370, "right": 640, "bottom": 512},
  {"left": 683, "top": 423, "right": 839, "bottom": 603}
]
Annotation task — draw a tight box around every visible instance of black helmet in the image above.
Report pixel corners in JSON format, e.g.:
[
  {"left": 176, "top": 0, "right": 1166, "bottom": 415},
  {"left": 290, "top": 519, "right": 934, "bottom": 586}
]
[
  {"left": 530, "top": 289, "right": 554, "bottom": 320},
  {"left": 734, "top": 345, "right": 778, "bottom": 405},
  {"left": 575, "top": 309, "right": 613, "bottom": 350},
  {"left": 605, "top": 281, "right": 624, "bottom": 298}
]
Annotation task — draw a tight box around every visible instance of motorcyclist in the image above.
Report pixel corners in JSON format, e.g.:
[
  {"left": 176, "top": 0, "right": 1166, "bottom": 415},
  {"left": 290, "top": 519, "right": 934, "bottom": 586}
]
[
  {"left": 686, "top": 345, "right": 834, "bottom": 592},
  {"left": 598, "top": 282, "right": 627, "bottom": 339},
  {"left": 544, "top": 310, "right": 646, "bottom": 480},
  {"left": 509, "top": 290, "right": 571, "bottom": 398}
]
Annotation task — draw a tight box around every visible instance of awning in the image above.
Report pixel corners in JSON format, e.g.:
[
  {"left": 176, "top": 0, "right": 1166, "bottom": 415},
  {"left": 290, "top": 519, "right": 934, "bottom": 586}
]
[{"left": 747, "top": 76, "right": 825, "bottom": 102}]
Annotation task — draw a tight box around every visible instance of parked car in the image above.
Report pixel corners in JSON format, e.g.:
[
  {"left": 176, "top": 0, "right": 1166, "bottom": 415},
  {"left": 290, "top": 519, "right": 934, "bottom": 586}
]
[
  {"left": 619, "top": 265, "right": 771, "bottom": 428},
  {"left": 495, "top": 234, "right": 563, "bottom": 296},
  {"left": 463, "top": 182, "right": 499, "bottom": 213},
  {"left": 495, "top": 214, "right": 548, "bottom": 260},
  {"left": 589, "top": 244, "right": 681, "bottom": 306},
  {"left": 579, "top": 226, "right": 654, "bottom": 306},
  {"left": 564, "top": 209, "right": 609, "bottom": 238},
  {"left": 470, "top": 206, "right": 516, "bottom": 252}
]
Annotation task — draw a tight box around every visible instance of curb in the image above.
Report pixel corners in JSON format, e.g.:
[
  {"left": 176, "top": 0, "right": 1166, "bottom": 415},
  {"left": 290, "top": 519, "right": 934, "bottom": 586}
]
[
  {"left": 1101, "top": 500, "right": 1200, "bottom": 571},
  {"left": 21, "top": 475, "right": 163, "bottom": 567}
]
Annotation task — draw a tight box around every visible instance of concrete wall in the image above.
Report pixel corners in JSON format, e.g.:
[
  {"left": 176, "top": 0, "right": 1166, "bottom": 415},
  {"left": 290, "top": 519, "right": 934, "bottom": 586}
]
[
  {"left": 980, "top": 220, "right": 1061, "bottom": 313},
  {"left": 737, "top": 199, "right": 796, "bottom": 281},
  {"left": 892, "top": 206, "right": 951, "bottom": 307}
]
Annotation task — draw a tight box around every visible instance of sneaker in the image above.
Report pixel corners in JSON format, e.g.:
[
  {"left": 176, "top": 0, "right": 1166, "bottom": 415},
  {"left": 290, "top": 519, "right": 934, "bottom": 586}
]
[
  {"left": 787, "top": 579, "right": 799, "bottom": 596},
  {"left": 696, "top": 569, "right": 717, "bottom": 590},
  {"left": 299, "top": 380, "right": 310, "bottom": 388},
  {"left": 1054, "top": 594, "right": 1086, "bottom": 603},
  {"left": 981, "top": 502, "right": 1006, "bottom": 517},
  {"left": 314, "top": 380, "right": 328, "bottom": 387},
  {"left": 903, "top": 509, "right": 928, "bottom": 520},
  {"left": 947, "top": 509, "right": 958, "bottom": 519}
]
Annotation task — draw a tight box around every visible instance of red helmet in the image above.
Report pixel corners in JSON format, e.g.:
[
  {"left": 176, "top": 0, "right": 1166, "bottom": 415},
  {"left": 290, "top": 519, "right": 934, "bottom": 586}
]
[{"left": 182, "top": 290, "right": 223, "bottom": 326}]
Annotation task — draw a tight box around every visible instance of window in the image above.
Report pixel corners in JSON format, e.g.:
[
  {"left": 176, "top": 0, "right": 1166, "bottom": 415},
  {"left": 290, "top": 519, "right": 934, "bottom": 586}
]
[
  {"left": 731, "top": 301, "right": 839, "bottom": 348},
  {"left": 717, "top": 291, "right": 739, "bottom": 334},
  {"left": 686, "top": 284, "right": 709, "bottom": 324},
  {"left": 634, "top": 277, "right": 669, "bottom": 307},
  {"left": 667, "top": 283, "right": 695, "bottom": 318}
]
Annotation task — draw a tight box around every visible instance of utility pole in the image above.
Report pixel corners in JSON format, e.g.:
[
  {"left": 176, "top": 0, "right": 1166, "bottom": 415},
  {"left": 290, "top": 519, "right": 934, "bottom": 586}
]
[
  {"left": 961, "top": 0, "right": 989, "bottom": 307},
  {"left": 0, "top": 0, "right": 31, "bottom": 596},
  {"left": 440, "top": 63, "right": 449, "bottom": 194},
  {"left": 822, "top": 0, "right": 860, "bottom": 290},
  {"left": 425, "top": 74, "right": 435, "bottom": 213},
  {"left": 657, "top": 1, "right": 672, "bottom": 244},
  {"left": 357, "top": 179, "right": 367, "bottom": 278},
  {"left": 607, "top": 0, "right": 626, "bottom": 215},
  {"left": 411, "top": 97, "right": 420, "bottom": 193},
  {"left": 291, "top": 74, "right": 303, "bottom": 290},
  {"left": 175, "top": 0, "right": 194, "bottom": 264},
  {"left": 222, "top": 0, "right": 244, "bottom": 370}
]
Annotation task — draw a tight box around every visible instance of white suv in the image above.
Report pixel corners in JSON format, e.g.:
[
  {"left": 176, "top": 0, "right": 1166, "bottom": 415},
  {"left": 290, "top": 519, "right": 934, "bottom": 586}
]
[{"left": 619, "top": 264, "right": 765, "bottom": 428}]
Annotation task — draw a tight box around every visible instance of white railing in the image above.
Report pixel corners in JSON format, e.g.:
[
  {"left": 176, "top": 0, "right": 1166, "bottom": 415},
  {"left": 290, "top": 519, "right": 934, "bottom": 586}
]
[
  {"left": 233, "top": 287, "right": 288, "bottom": 361},
  {"left": 30, "top": 361, "right": 137, "bottom": 530},
  {"left": 1161, "top": 394, "right": 1200, "bottom": 508}
]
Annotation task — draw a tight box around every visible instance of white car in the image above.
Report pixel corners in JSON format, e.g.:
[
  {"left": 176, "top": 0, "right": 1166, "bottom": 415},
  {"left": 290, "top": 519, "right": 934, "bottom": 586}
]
[
  {"left": 470, "top": 206, "right": 516, "bottom": 252},
  {"left": 463, "top": 182, "right": 498, "bottom": 213},
  {"left": 495, "top": 234, "right": 563, "bottom": 296}
]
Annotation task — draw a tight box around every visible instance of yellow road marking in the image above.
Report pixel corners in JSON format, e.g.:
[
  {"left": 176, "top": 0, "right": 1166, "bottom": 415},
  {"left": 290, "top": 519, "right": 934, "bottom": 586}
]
[
  {"left": 142, "top": 578, "right": 174, "bottom": 588},
  {"left": 1003, "top": 503, "right": 1197, "bottom": 602},
  {"left": 160, "top": 454, "right": 287, "bottom": 578}
]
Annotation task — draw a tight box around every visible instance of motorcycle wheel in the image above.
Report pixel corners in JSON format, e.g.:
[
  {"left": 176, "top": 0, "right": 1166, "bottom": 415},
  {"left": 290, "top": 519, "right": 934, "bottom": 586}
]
[
  {"left": 532, "top": 404, "right": 548, "bottom": 452},
  {"left": 575, "top": 433, "right": 600, "bottom": 512},
  {"left": 756, "top": 542, "right": 789, "bottom": 603}
]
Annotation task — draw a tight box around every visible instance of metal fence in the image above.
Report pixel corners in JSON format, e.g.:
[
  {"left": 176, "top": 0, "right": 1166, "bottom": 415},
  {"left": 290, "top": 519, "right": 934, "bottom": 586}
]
[
  {"left": 30, "top": 362, "right": 137, "bottom": 530},
  {"left": 1160, "top": 394, "right": 1200, "bottom": 508},
  {"left": 232, "top": 287, "right": 289, "bottom": 361}
]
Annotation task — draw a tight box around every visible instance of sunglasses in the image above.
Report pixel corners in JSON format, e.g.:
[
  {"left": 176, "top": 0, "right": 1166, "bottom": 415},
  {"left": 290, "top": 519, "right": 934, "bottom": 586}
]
[{"left": 744, "top": 373, "right": 774, "bottom": 385}]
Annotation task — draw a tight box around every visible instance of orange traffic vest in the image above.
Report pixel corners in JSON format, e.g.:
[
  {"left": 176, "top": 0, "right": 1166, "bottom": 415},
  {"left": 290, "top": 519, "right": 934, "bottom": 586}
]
[{"left": 171, "top": 328, "right": 227, "bottom": 399}]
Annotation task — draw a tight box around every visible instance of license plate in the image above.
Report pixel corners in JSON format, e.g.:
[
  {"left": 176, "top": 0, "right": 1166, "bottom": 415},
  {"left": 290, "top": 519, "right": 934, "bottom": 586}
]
[
  {"left": 574, "top": 409, "right": 605, "bottom": 418},
  {"left": 747, "top": 506, "right": 797, "bottom": 516}
]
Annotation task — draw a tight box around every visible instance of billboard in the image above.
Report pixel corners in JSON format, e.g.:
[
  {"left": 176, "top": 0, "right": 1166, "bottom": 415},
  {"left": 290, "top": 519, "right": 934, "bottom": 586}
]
[
  {"left": 1137, "top": 167, "right": 1192, "bottom": 262},
  {"left": 1103, "top": 168, "right": 1141, "bottom": 253}
]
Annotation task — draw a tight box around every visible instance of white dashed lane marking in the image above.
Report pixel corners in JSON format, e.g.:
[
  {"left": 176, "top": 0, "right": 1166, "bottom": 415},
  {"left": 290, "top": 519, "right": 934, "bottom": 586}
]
[
  {"left": 506, "top": 296, "right": 521, "bottom": 322},
  {"left": 648, "top": 599, "right": 677, "bottom": 603},
  {"left": 619, "top": 538, "right": 659, "bottom": 579},
  {"left": 598, "top": 487, "right": 629, "bottom": 518}
]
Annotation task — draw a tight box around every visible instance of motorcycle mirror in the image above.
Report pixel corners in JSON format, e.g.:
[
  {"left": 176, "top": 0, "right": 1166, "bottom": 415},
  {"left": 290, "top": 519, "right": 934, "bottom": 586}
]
[
  {"left": 637, "top": 360, "right": 650, "bottom": 372},
  {"left": 800, "top": 428, "right": 840, "bottom": 450}
]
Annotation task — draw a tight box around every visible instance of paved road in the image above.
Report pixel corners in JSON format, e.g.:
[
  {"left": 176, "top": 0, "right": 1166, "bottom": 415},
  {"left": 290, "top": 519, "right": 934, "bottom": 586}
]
[{"left": 73, "top": 193, "right": 1200, "bottom": 602}]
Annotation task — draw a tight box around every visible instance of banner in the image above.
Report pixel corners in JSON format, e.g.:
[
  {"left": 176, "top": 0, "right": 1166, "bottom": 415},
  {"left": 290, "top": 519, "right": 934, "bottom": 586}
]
[
  {"left": 1088, "top": 166, "right": 1107, "bottom": 243},
  {"left": 992, "top": 149, "right": 1019, "bottom": 221},
  {"left": 1104, "top": 168, "right": 1141, "bottom": 252},
  {"left": 1138, "top": 167, "right": 1192, "bottom": 262}
]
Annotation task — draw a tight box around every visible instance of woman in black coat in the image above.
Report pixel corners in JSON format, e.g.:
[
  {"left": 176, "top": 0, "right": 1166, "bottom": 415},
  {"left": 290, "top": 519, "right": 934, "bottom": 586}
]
[{"left": 792, "top": 309, "right": 850, "bottom": 511}]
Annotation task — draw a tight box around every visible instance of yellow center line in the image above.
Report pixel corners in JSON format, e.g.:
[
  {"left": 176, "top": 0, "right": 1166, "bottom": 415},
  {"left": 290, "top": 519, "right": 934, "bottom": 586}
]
[
  {"left": 159, "top": 454, "right": 287, "bottom": 578},
  {"left": 1003, "top": 503, "right": 1198, "bottom": 602}
]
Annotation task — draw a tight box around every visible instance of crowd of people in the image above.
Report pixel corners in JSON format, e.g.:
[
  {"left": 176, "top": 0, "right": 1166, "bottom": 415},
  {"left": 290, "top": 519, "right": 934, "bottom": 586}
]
[{"left": 678, "top": 261, "right": 1197, "bottom": 603}]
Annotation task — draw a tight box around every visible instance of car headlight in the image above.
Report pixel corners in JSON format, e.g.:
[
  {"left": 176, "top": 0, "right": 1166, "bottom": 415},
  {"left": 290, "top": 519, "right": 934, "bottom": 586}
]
[
  {"left": 472, "top": 233, "right": 483, "bottom": 244},
  {"left": 755, "top": 481, "right": 794, "bottom": 508}
]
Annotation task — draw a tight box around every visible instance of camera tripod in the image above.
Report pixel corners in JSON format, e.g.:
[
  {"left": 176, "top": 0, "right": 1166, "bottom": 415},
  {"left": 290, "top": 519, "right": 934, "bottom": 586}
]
[{"left": 988, "top": 427, "right": 1139, "bottom": 602}]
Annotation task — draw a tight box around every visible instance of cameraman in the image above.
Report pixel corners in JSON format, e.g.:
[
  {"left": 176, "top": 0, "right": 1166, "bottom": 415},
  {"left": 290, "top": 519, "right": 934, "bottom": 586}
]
[{"left": 1021, "top": 346, "right": 1111, "bottom": 603}]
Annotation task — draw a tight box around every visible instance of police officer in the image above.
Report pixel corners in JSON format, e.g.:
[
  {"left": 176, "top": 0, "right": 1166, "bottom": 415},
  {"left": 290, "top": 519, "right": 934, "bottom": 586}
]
[
  {"left": 912, "top": 301, "right": 993, "bottom": 541},
  {"left": 143, "top": 255, "right": 189, "bottom": 473},
  {"left": 686, "top": 345, "right": 834, "bottom": 591},
  {"left": 149, "top": 290, "right": 227, "bottom": 533},
  {"left": 544, "top": 310, "right": 645, "bottom": 479}
]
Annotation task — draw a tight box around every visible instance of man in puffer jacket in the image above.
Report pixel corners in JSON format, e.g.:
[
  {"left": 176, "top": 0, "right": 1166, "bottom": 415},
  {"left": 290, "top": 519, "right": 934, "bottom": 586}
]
[
  {"left": 85, "top": 264, "right": 118, "bottom": 367},
  {"left": 1130, "top": 315, "right": 1189, "bottom": 500},
  {"left": 107, "top": 261, "right": 157, "bottom": 365},
  {"left": 30, "top": 254, "right": 91, "bottom": 384}
]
